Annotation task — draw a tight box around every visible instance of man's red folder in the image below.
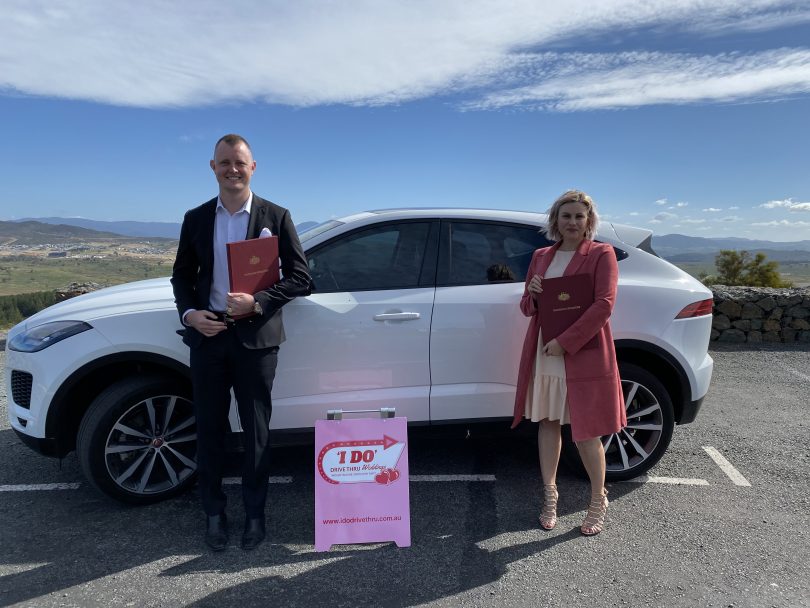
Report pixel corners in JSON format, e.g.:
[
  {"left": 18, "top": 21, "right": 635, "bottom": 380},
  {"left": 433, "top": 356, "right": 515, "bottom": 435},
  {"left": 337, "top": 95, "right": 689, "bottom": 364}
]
[
  {"left": 226, "top": 236, "right": 280, "bottom": 319},
  {"left": 539, "top": 273, "right": 599, "bottom": 350}
]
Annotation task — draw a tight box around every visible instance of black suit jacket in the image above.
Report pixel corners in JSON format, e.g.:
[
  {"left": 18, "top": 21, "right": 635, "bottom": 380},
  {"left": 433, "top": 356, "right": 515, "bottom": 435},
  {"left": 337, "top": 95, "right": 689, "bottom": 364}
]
[{"left": 170, "top": 195, "right": 312, "bottom": 349}]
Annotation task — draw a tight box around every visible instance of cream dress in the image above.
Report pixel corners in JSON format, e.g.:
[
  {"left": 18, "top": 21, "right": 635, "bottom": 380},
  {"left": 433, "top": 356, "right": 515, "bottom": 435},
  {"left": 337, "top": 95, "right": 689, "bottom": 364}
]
[{"left": 524, "top": 249, "right": 575, "bottom": 423}]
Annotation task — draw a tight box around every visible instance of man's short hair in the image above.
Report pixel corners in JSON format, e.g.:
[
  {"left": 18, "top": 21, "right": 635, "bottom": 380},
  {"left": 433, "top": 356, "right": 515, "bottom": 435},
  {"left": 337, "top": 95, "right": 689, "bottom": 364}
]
[{"left": 214, "top": 134, "right": 252, "bottom": 157}]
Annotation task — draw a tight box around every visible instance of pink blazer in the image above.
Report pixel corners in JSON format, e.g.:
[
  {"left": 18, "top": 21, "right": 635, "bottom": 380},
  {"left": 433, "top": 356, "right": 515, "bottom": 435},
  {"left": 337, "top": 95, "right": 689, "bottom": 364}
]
[{"left": 511, "top": 239, "right": 626, "bottom": 442}]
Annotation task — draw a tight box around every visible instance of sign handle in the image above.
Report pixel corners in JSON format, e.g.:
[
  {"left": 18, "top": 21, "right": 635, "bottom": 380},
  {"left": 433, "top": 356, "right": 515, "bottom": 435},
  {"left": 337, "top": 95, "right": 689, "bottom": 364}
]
[{"left": 326, "top": 407, "right": 395, "bottom": 421}]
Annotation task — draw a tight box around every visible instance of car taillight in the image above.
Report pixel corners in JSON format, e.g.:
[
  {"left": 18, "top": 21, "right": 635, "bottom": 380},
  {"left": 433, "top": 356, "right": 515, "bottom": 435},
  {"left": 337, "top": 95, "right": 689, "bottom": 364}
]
[{"left": 675, "top": 298, "right": 714, "bottom": 319}]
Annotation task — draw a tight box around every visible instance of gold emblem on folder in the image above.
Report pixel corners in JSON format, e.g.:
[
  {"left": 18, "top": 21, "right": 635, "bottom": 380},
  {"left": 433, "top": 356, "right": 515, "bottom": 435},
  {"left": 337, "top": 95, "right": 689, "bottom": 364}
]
[
  {"left": 249, "top": 256, "right": 260, "bottom": 265},
  {"left": 558, "top": 292, "right": 570, "bottom": 301}
]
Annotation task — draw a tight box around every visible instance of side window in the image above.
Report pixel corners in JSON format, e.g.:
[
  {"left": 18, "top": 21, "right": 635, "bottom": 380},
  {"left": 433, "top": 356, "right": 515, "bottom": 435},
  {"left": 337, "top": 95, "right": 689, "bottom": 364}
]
[
  {"left": 437, "top": 221, "right": 553, "bottom": 286},
  {"left": 307, "top": 222, "right": 432, "bottom": 292}
]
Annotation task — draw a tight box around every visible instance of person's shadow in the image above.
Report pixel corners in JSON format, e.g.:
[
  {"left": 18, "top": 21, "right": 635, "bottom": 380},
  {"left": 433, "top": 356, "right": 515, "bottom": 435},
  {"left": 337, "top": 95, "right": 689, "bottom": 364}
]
[
  {"left": 162, "top": 432, "right": 619, "bottom": 607},
  {"left": 0, "top": 429, "right": 633, "bottom": 607}
]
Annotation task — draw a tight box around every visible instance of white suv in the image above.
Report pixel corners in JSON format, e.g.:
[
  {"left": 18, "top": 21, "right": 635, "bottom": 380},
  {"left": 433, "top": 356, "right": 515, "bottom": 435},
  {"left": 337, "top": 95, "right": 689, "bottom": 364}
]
[{"left": 5, "top": 209, "right": 714, "bottom": 504}]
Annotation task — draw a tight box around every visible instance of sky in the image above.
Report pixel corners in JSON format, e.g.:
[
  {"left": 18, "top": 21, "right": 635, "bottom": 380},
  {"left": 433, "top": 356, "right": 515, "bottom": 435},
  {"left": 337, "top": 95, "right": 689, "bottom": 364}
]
[{"left": 1, "top": 1, "right": 809, "bottom": 241}]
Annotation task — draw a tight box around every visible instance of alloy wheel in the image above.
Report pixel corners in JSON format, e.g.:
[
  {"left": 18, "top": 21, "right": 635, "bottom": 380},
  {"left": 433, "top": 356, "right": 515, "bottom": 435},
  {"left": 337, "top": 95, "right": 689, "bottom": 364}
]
[{"left": 103, "top": 394, "right": 197, "bottom": 495}]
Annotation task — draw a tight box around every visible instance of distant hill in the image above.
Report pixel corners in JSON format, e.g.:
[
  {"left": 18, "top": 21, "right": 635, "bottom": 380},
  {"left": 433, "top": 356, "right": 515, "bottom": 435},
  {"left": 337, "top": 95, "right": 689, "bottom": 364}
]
[
  {"left": 0, "top": 220, "right": 124, "bottom": 246},
  {"left": 15, "top": 217, "right": 322, "bottom": 239},
  {"left": 652, "top": 233, "right": 810, "bottom": 259},
  {"left": 15, "top": 217, "right": 182, "bottom": 239}
]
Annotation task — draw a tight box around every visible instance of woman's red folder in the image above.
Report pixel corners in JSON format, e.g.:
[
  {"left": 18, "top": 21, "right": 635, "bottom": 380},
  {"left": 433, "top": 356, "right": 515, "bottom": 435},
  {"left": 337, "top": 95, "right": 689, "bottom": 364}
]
[
  {"left": 538, "top": 273, "right": 599, "bottom": 350},
  {"left": 226, "top": 236, "right": 280, "bottom": 318}
]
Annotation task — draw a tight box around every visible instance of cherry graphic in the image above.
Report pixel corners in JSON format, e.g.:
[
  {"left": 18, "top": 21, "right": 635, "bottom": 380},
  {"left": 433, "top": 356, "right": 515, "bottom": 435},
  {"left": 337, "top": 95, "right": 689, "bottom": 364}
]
[
  {"left": 387, "top": 468, "right": 400, "bottom": 482},
  {"left": 374, "top": 471, "right": 390, "bottom": 485}
]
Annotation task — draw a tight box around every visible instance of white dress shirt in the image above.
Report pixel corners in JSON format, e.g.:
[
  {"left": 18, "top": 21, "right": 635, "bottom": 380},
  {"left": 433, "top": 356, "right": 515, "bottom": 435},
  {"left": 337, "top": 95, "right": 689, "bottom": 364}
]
[{"left": 209, "top": 193, "right": 253, "bottom": 312}]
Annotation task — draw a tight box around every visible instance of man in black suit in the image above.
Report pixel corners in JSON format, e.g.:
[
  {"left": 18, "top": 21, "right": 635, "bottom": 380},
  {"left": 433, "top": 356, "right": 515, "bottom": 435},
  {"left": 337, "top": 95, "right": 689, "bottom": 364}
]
[{"left": 171, "top": 134, "right": 311, "bottom": 551}]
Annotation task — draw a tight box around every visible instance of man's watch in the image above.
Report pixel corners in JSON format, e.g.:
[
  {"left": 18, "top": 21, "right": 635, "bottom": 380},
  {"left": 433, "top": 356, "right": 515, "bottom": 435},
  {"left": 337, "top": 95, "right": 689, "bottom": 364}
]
[{"left": 253, "top": 301, "right": 263, "bottom": 315}]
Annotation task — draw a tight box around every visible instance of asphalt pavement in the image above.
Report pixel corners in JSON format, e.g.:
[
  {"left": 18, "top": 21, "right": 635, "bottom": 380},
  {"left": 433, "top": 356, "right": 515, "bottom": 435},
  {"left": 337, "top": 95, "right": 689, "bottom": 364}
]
[{"left": 1, "top": 342, "right": 808, "bottom": 608}]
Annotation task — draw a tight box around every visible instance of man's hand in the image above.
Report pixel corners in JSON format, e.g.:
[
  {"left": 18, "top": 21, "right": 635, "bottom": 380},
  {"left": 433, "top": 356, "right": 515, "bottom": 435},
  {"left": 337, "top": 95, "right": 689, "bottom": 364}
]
[
  {"left": 527, "top": 274, "right": 543, "bottom": 297},
  {"left": 186, "top": 310, "right": 227, "bottom": 337},
  {"left": 542, "top": 338, "right": 565, "bottom": 357},
  {"left": 226, "top": 292, "right": 256, "bottom": 317}
]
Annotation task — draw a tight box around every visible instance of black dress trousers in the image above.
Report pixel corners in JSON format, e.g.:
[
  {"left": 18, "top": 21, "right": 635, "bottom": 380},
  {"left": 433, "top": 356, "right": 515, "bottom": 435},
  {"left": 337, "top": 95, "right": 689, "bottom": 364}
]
[{"left": 190, "top": 325, "right": 278, "bottom": 518}]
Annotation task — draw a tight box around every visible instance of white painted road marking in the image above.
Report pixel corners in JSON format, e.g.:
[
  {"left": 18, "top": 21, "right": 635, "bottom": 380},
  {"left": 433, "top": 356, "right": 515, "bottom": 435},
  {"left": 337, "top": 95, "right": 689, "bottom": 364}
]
[
  {"left": 223, "top": 476, "right": 293, "bottom": 484},
  {"left": 410, "top": 474, "right": 497, "bottom": 482},
  {"left": 0, "top": 482, "right": 81, "bottom": 492},
  {"left": 703, "top": 446, "right": 752, "bottom": 486},
  {"left": 620, "top": 475, "right": 710, "bottom": 486},
  {"left": 783, "top": 364, "right": 810, "bottom": 384}
]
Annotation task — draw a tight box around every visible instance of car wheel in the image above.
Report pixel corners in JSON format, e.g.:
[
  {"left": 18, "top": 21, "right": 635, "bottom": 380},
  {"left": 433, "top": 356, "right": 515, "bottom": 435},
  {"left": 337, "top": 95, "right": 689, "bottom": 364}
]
[
  {"left": 77, "top": 375, "right": 197, "bottom": 504},
  {"left": 562, "top": 362, "right": 675, "bottom": 481}
]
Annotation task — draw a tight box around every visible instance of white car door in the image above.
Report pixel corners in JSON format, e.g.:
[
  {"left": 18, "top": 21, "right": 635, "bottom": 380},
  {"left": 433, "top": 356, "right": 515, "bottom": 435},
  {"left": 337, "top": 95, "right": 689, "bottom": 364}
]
[
  {"left": 270, "top": 220, "right": 438, "bottom": 429},
  {"left": 430, "top": 220, "right": 551, "bottom": 422}
]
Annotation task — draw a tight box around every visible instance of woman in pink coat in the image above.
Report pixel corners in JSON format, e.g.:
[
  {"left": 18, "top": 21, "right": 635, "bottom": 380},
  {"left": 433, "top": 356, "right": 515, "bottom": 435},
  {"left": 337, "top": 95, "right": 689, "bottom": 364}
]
[{"left": 512, "top": 190, "right": 626, "bottom": 536}]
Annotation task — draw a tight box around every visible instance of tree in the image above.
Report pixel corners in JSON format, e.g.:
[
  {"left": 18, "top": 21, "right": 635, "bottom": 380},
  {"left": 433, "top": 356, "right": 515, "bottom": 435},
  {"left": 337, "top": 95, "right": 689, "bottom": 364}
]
[
  {"left": 703, "top": 250, "right": 792, "bottom": 287},
  {"left": 715, "top": 249, "right": 747, "bottom": 285}
]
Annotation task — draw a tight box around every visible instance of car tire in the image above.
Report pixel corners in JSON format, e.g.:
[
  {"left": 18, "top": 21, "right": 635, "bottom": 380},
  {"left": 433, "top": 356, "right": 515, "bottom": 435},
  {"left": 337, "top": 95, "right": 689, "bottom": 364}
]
[
  {"left": 77, "top": 375, "right": 197, "bottom": 505},
  {"left": 561, "top": 362, "right": 675, "bottom": 481}
]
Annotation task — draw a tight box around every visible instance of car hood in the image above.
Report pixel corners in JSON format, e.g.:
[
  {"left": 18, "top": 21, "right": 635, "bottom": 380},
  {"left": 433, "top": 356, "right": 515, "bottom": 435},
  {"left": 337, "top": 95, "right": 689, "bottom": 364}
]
[{"left": 16, "top": 277, "right": 176, "bottom": 330}]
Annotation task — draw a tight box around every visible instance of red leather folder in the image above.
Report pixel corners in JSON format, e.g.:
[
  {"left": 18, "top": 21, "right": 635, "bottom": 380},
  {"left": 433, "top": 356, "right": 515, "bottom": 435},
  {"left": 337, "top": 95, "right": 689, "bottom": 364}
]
[
  {"left": 226, "top": 236, "right": 280, "bottom": 319},
  {"left": 539, "top": 273, "right": 599, "bottom": 350}
]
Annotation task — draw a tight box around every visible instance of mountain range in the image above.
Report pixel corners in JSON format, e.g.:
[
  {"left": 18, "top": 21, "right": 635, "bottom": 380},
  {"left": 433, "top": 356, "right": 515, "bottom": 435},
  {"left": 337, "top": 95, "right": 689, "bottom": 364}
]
[
  {"left": 5, "top": 218, "right": 810, "bottom": 261},
  {"left": 650, "top": 234, "right": 810, "bottom": 263},
  {"left": 12, "top": 217, "right": 321, "bottom": 240},
  {"left": 13, "top": 217, "right": 183, "bottom": 239}
]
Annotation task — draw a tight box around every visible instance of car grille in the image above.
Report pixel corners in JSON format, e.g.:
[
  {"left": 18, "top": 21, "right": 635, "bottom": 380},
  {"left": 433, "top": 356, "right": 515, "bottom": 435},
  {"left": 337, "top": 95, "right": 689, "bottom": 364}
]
[{"left": 11, "top": 371, "right": 33, "bottom": 409}]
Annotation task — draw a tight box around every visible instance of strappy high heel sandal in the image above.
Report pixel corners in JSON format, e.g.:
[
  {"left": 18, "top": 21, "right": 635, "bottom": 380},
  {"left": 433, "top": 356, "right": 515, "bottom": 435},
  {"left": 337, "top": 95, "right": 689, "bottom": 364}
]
[
  {"left": 538, "top": 484, "right": 558, "bottom": 530},
  {"left": 580, "top": 488, "right": 608, "bottom": 536}
]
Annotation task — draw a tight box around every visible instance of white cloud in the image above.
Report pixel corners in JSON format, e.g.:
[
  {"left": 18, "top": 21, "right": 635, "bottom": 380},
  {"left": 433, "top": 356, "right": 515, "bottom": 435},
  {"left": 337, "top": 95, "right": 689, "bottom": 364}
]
[
  {"left": 728, "top": 206, "right": 740, "bottom": 210},
  {"left": 1, "top": 0, "right": 808, "bottom": 109},
  {"left": 681, "top": 218, "right": 706, "bottom": 224},
  {"left": 720, "top": 215, "right": 742, "bottom": 221},
  {"left": 676, "top": 202, "right": 689, "bottom": 207},
  {"left": 467, "top": 48, "right": 810, "bottom": 111},
  {"left": 628, "top": 211, "right": 640, "bottom": 216},
  {"left": 752, "top": 219, "right": 810, "bottom": 226},
  {"left": 653, "top": 211, "right": 678, "bottom": 222},
  {"left": 760, "top": 198, "right": 810, "bottom": 211},
  {"left": 655, "top": 198, "right": 669, "bottom": 206},
  {"left": 703, "top": 207, "right": 723, "bottom": 212}
]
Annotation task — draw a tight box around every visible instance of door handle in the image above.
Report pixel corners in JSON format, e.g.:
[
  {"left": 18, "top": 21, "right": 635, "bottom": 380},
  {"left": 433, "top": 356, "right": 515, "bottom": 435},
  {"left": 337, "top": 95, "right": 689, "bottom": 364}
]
[{"left": 373, "top": 312, "right": 421, "bottom": 321}]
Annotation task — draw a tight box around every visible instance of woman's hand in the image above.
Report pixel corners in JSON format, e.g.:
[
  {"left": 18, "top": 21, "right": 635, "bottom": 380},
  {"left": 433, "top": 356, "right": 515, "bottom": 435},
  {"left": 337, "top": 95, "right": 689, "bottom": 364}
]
[
  {"left": 527, "top": 274, "right": 543, "bottom": 297},
  {"left": 542, "top": 338, "right": 565, "bottom": 357}
]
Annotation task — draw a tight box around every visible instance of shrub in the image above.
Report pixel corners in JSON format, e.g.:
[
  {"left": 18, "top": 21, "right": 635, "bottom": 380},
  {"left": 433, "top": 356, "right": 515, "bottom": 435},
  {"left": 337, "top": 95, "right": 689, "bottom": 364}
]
[{"left": 701, "top": 250, "right": 793, "bottom": 287}]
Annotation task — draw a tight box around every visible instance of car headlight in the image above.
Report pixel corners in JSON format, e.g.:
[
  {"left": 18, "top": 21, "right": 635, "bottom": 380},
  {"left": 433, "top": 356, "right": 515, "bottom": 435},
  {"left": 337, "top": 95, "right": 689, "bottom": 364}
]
[{"left": 8, "top": 321, "right": 93, "bottom": 353}]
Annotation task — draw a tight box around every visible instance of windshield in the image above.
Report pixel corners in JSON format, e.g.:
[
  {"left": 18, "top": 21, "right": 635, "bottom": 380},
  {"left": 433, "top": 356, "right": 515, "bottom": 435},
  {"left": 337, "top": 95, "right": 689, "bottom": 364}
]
[{"left": 298, "top": 220, "right": 344, "bottom": 243}]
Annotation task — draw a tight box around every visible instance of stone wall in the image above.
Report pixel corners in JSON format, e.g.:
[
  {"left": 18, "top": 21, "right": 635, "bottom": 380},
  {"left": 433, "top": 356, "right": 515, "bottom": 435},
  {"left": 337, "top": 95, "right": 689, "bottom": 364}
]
[{"left": 711, "top": 286, "right": 810, "bottom": 343}]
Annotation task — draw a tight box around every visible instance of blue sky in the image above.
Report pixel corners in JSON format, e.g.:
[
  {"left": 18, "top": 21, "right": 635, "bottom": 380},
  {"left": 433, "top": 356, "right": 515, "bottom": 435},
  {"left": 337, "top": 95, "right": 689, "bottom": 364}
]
[{"left": 1, "top": 1, "right": 809, "bottom": 241}]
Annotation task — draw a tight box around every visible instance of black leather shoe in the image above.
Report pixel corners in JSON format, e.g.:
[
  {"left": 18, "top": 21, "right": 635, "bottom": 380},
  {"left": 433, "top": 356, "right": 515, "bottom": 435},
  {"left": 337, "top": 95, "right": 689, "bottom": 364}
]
[
  {"left": 205, "top": 513, "right": 229, "bottom": 552},
  {"left": 241, "top": 517, "right": 266, "bottom": 550}
]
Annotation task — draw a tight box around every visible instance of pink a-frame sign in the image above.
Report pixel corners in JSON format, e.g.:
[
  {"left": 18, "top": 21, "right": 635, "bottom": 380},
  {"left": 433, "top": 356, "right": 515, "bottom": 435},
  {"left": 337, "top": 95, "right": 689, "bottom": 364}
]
[{"left": 314, "top": 416, "right": 411, "bottom": 551}]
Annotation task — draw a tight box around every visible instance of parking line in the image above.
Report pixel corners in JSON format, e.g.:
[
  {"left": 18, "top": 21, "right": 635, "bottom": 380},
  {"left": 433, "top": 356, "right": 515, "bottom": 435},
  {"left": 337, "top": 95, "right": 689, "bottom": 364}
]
[
  {"left": 223, "top": 476, "right": 293, "bottom": 484},
  {"left": 619, "top": 475, "right": 709, "bottom": 486},
  {"left": 410, "top": 474, "right": 496, "bottom": 482},
  {"left": 783, "top": 364, "right": 810, "bottom": 384},
  {"left": 702, "top": 446, "right": 752, "bottom": 487},
  {"left": 0, "top": 483, "right": 81, "bottom": 492}
]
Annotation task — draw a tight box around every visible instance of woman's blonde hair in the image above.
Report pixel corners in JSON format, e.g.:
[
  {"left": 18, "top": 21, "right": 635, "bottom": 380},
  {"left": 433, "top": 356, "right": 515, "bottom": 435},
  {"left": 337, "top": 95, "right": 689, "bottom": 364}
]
[{"left": 544, "top": 189, "right": 600, "bottom": 241}]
